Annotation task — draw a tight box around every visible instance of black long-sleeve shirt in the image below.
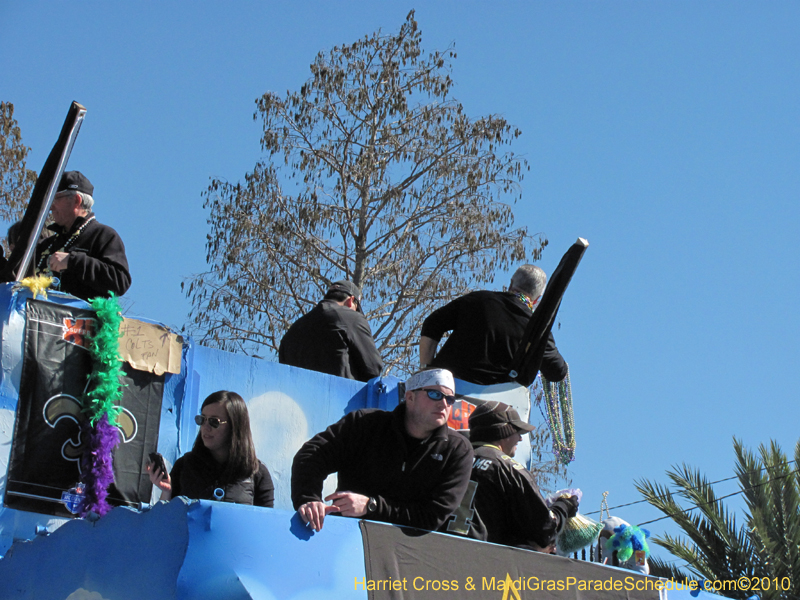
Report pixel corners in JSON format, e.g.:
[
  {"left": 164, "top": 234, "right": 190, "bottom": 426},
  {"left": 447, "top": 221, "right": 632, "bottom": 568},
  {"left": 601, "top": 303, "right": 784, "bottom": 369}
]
[{"left": 421, "top": 290, "right": 567, "bottom": 385}]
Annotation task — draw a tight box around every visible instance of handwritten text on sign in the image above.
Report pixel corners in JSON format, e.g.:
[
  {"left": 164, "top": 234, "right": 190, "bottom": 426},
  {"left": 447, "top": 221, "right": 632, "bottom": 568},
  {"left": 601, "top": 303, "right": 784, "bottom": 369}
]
[{"left": 119, "top": 318, "right": 182, "bottom": 375}]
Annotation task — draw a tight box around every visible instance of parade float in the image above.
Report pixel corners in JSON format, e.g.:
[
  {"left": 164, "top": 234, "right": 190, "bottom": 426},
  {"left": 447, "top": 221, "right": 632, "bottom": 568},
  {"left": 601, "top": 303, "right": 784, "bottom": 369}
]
[{"left": 0, "top": 104, "right": 726, "bottom": 599}]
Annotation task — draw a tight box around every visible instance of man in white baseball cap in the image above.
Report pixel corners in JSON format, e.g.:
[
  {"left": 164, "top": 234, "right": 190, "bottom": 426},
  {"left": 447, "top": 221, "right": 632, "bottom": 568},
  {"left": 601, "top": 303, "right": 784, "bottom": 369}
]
[{"left": 291, "top": 368, "right": 473, "bottom": 532}]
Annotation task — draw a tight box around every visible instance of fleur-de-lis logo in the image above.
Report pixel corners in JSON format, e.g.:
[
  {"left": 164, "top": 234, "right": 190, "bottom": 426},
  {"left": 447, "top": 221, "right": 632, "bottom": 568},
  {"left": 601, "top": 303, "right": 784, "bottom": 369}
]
[{"left": 43, "top": 394, "right": 137, "bottom": 462}]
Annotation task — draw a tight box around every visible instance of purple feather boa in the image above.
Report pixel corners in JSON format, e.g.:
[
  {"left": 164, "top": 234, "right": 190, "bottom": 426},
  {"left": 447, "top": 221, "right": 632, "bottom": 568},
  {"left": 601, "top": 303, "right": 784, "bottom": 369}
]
[{"left": 78, "top": 414, "right": 120, "bottom": 517}]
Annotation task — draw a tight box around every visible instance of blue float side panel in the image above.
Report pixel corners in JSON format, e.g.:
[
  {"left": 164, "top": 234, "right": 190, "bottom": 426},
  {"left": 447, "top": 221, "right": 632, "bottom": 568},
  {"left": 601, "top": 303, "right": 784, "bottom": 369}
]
[
  {"left": 179, "top": 502, "right": 366, "bottom": 600},
  {"left": 0, "top": 281, "right": 403, "bottom": 549},
  {"left": 0, "top": 498, "right": 189, "bottom": 600},
  {"left": 0, "top": 499, "right": 366, "bottom": 600}
]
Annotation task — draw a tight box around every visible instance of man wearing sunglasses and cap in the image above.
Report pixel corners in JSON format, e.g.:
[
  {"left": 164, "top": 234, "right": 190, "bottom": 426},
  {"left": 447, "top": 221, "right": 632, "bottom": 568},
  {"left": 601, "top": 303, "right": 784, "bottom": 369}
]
[
  {"left": 444, "top": 401, "right": 578, "bottom": 551},
  {"left": 291, "top": 368, "right": 473, "bottom": 532},
  {"left": 279, "top": 280, "right": 383, "bottom": 382},
  {"left": 35, "top": 171, "right": 131, "bottom": 301}
]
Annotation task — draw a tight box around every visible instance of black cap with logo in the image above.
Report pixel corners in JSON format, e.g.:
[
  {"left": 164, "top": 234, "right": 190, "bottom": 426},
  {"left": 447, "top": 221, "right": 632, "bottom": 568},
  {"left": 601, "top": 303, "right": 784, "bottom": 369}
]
[{"left": 57, "top": 171, "right": 94, "bottom": 196}]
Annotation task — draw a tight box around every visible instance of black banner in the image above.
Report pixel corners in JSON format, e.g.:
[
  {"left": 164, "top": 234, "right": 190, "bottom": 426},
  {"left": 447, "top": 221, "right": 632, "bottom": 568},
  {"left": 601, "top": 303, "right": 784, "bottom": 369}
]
[
  {"left": 360, "top": 520, "right": 659, "bottom": 600},
  {"left": 5, "top": 299, "right": 163, "bottom": 516}
]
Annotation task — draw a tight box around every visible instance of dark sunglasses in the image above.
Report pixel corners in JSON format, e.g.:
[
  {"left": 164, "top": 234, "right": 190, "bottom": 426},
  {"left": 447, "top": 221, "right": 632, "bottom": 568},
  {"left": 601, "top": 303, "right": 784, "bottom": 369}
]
[
  {"left": 418, "top": 389, "right": 456, "bottom": 406},
  {"left": 195, "top": 415, "right": 228, "bottom": 428}
]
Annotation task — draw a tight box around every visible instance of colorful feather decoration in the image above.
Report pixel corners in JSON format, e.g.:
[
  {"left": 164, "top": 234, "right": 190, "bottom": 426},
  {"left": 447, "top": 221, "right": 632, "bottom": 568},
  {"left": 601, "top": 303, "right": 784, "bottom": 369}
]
[{"left": 78, "top": 294, "right": 124, "bottom": 516}]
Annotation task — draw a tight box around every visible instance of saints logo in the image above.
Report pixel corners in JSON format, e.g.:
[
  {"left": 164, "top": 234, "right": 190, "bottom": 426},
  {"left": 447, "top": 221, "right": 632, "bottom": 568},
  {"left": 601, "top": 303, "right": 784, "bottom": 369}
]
[{"left": 43, "top": 393, "right": 138, "bottom": 462}]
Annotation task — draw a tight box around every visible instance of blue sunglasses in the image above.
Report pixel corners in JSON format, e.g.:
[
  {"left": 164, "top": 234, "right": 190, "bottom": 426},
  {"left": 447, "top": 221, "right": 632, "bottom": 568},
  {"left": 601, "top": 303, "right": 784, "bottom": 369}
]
[{"left": 418, "top": 389, "right": 456, "bottom": 406}]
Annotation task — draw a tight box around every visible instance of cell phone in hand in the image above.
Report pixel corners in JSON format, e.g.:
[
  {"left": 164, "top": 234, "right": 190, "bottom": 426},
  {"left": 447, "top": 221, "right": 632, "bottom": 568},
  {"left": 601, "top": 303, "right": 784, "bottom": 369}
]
[{"left": 148, "top": 452, "right": 167, "bottom": 476}]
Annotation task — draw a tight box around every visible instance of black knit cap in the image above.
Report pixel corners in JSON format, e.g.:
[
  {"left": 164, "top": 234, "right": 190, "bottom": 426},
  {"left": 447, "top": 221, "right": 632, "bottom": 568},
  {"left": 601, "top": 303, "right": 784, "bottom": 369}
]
[
  {"left": 468, "top": 400, "right": 535, "bottom": 443},
  {"left": 58, "top": 171, "right": 94, "bottom": 196}
]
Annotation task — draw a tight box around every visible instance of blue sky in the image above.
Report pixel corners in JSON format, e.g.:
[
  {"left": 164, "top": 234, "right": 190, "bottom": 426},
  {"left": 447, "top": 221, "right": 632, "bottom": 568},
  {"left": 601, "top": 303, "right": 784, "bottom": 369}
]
[{"left": 3, "top": 1, "right": 799, "bottom": 565}]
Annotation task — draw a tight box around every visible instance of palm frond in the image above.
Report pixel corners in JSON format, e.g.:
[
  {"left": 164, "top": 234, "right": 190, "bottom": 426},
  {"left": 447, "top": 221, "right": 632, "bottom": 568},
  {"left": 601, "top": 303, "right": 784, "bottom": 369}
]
[{"left": 638, "top": 437, "right": 800, "bottom": 600}]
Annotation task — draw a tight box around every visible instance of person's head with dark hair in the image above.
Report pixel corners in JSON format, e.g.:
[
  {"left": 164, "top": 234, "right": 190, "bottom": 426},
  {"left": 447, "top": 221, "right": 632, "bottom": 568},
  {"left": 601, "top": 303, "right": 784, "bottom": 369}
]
[
  {"left": 7, "top": 221, "right": 21, "bottom": 252},
  {"left": 468, "top": 400, "right": 535, "bottom": 457},
  {"left": 193, "top": 390, "right": 259, "bottom": 481}
]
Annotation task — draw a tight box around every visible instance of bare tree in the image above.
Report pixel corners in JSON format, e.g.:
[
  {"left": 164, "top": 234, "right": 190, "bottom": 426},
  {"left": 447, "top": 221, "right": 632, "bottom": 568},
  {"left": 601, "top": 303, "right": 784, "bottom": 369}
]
[
  {"left": 185, "top": 11, "right": 545, "bottom": 374},
  {"left": 1, "top": 102, "right": 37, "bottom": 247}
]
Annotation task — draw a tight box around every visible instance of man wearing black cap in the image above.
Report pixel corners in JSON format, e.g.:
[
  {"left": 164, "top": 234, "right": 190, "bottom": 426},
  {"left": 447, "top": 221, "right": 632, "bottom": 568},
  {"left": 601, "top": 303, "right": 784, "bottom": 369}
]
[
  {"left": 35, "top": 171, "right": 131, "bottom": 301},
  {"left": 278, "top": 280, "right": 383, "bottom": 382},
  {"left": 443, "top": 401, "right": 578, "bottom": 551}
]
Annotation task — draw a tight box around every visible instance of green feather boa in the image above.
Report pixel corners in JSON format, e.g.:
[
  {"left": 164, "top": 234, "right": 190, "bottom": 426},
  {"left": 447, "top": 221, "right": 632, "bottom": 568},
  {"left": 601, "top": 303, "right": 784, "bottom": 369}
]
[{"left": 82, "top": 294, "right": 124, "bottom": 426}]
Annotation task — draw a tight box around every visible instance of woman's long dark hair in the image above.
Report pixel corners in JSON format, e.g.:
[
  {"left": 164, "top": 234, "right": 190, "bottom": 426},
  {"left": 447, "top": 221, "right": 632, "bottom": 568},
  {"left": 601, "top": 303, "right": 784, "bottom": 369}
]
[{"left": 193, "top": 390, "right": 259, "bottom": 481}]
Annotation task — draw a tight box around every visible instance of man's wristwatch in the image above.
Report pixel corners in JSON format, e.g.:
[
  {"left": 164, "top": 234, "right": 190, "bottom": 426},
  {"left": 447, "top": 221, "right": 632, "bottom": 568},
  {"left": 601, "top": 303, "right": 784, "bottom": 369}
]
[{"left": 366, "top": 497, "right": 377, "bottom": 514}]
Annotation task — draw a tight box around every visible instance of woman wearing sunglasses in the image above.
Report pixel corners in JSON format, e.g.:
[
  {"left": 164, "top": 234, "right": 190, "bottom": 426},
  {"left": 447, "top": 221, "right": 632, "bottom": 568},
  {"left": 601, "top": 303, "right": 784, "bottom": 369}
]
[{"left": 148, "top": 390, "right": 274, "bottom": 507}]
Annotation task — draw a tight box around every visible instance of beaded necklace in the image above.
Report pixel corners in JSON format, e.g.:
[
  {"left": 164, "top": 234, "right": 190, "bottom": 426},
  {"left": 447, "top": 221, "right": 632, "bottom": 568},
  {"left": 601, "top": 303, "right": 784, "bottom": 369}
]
[
  {"left": 539, "top": 365, "right": 576, "bottom": 465},
  {"left": 517, "top": 292, "right": 535, "bottom": 311},
  {"left": 36, "top": 215, "right": 95, "bottom": 277}
]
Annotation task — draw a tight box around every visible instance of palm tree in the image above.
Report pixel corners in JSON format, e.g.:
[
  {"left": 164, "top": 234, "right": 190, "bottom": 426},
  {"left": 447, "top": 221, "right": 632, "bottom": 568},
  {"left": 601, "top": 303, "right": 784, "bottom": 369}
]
[{"left": 635, "top": 438, "right": 800, "bottom": 600}]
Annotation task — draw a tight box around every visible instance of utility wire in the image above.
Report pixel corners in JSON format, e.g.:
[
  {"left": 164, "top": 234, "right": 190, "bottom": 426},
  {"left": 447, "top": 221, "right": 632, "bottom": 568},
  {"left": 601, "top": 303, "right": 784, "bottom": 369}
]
[
  {"left": 637, "top": 465, "right": 800, "bottom": 527},
  {"left": 581, "top": 459, "right": 797, "bottom": 519},
  {"left": 583, "top": 472, "right": 740, "bottom": 516}
]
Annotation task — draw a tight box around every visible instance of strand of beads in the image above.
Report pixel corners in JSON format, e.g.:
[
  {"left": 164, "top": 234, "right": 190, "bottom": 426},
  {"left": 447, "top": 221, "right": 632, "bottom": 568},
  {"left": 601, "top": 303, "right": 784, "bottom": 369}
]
[
  {"left": 37, "top": 215, "right": 96, "bottom": 276},
  {"left": 517, "top": 292, "right": 535, "bottom": 311},
  {"left": 542, "top": 365, "right": 576, "bottom": 465}
]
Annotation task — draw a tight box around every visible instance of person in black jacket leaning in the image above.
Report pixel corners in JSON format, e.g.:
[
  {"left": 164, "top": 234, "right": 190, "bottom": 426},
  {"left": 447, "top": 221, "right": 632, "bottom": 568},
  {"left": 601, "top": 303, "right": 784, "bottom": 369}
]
[
  {"left": 419, "top": 265, "right": 567, "bottom": 386},
  {"left": 279, "top": 280, "right": 383, "bottom": 382},
  {"left": 35, "top": 171, "right": 131, "bottom": 301},
  {"left": 444, "top": 401, "right": 578, "bottom": 551},
  {"left": 291, "top": 368, "right": 473, "bottom": 532}
]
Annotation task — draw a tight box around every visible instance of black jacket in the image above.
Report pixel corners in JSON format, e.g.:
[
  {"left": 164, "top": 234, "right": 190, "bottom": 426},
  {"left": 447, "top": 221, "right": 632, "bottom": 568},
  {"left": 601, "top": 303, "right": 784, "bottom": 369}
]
[
  {"left": 36, "top": 213, "right": 131, "bottom": 301},
  {"left": 291, "top": 403, "right": 473, "bottom": 531},
  {"left": 279, "top": 299, "right": 383, "bottom": 382},
  {"left": 170, "top": 446, "right": 274, "bottom": 507},
  {"left": 421, "top": 290, "right": 567, "bottom": 385},
  {"left": 446, "top": 443, "right": 564, "bottom": 549}
]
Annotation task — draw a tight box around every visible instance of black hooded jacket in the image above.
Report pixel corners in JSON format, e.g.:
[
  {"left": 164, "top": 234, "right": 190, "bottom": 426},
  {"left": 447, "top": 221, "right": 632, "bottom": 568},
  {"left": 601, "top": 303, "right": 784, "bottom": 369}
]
[{"left": 279, "top": 299, "right": 383, "bottom": 382}]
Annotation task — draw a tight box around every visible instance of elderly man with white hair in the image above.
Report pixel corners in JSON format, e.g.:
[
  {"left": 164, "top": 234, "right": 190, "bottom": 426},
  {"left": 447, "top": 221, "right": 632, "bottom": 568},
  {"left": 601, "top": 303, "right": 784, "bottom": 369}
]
[
  {"left": 35, "top": 170, "right": 131, "bottom": 301},
  {"left": 291, "top": 368, "right": 473, "bottom": 532}
]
